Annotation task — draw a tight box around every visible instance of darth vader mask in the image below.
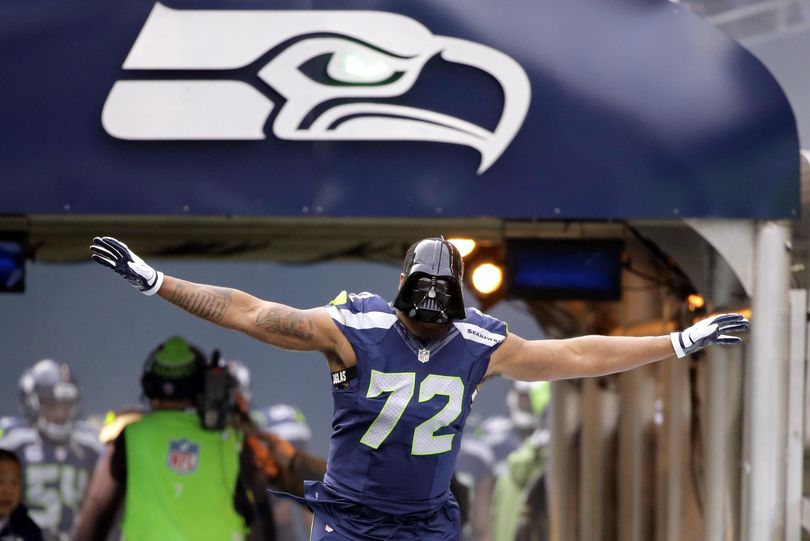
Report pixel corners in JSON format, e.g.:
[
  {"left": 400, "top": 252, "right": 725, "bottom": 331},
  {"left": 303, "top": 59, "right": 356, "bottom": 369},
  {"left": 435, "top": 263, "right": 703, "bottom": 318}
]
[{"left": 393, "top": 238, "right": 465, "bottom": 323}]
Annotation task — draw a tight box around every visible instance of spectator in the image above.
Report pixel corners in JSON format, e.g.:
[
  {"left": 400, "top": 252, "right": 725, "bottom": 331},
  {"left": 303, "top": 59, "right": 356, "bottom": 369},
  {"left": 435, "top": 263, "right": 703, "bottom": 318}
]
[
  {"left": 0, "top": 448, "right": 43, "bottom": 541},
  {"left": 0, "top": 360, "right": 101, "bottom": 541}
]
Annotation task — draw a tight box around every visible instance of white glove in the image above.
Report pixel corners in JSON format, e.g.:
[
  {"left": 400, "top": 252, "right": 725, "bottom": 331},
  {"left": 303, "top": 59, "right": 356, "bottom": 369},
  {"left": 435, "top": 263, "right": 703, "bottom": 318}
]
[
  {"left": 670, "top": 313, "right": 749, "bottom": 358},
  {"left": 90, "top": 236, "right": 164, "bottom": 296}
]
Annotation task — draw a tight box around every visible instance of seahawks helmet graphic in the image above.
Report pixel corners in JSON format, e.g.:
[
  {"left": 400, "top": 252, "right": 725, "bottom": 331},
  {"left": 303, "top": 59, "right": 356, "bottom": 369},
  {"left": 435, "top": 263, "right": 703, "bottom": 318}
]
[{"left": 102, "top": 4, "right": 531, "bottom": 173}]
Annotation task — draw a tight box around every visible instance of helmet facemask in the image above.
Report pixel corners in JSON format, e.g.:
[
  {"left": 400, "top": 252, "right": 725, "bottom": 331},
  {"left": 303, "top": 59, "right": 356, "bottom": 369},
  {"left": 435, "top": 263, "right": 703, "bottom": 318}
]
[{"left": 36, "top": 385, "right": 80, "bottom": 441}]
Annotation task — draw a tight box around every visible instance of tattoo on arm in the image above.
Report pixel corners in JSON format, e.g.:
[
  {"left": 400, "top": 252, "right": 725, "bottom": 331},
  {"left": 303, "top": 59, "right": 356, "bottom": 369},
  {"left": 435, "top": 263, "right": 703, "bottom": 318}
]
[
  {"left": 255, "top": 305, "right": 314, "bottom": 340},
  {"left": 170, "top": 284, "right": 231, "bottom": 323}
]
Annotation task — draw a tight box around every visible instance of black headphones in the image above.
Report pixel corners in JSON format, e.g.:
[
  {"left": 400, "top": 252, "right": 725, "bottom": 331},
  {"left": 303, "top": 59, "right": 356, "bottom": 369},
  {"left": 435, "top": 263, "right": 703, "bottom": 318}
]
[{"left": 141, "top": 337, "right": 206, "bottom": 402}]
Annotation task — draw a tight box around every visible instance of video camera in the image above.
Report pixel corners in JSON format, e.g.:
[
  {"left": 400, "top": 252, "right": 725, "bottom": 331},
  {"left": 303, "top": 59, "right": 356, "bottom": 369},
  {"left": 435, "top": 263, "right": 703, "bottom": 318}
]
[{"left": 197, "top": 350, "right": 237, "bottom": 431}]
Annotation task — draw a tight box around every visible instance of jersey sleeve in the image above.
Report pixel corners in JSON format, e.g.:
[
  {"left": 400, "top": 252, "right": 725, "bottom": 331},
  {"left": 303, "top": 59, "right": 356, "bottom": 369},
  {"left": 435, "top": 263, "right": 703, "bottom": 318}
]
[
  {"left": 451, "top": 308, "right": 508, "bottom": 386},
  {"left": 325, "top": 291, "right": 398, "bottom": 347},
  {"left": 454, "top": 307, "right": 508, "bottom": 356}
]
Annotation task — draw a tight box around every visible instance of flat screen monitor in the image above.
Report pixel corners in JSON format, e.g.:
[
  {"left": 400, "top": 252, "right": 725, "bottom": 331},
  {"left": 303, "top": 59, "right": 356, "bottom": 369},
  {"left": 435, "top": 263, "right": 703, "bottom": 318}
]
[
  {"left": 506, "top": 239, "right": 622, "bottom": 301},
  {"left": 0, "top": 237, "right": 25, "bottom": 293}
]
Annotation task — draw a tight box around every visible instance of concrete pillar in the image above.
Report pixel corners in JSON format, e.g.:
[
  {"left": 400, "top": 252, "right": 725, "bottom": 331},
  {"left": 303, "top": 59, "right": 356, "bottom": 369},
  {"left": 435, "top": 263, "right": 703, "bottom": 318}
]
[
  {"left": 548, "top": 379, "right": 581, "bottom": 541},
  {"left": 579, "top": 377, "right": 619, "bottom": 541},
  {"left": 741, "top": 221, "right": 791, "bottom": 541}
]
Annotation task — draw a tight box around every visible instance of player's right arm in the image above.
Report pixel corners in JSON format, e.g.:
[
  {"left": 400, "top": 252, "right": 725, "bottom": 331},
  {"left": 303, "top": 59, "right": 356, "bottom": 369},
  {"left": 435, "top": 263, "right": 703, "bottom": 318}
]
[
  {"left": 157, "top": 275, "right": 340, "bottom": 352},
  {"left": 90, "top": 236, "right": 349, "bottom": 356}
]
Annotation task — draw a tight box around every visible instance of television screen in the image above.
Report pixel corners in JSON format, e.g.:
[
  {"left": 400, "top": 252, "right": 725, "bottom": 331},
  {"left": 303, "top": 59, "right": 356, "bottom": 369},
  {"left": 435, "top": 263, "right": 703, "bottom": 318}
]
[
  {"left": 506, "top": 239, "right": 622, "bottom": 301},
  {"left": 0, "top": 237, "right": 25, "bottom": 293}
]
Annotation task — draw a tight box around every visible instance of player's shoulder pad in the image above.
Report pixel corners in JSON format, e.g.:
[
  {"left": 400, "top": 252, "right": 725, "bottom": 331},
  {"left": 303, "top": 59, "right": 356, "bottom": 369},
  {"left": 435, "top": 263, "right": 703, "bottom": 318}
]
[
  {"left": 0, "top": 417, "right": 26, "bottom": 438},
  {"left": 453, "top": 307, "right": 508, "bottom": 349},
  {"left": 326, "top": 291, "right": 397, "bottom": 331},
  {"left": 0, "top": 423, "right": 38, "bottom": 450},
  {"left": 329, "top": 291, "right": 386, "bottom": 310},
  {"left": 72, "top": 422, "right": 105, "bottom": 452}
]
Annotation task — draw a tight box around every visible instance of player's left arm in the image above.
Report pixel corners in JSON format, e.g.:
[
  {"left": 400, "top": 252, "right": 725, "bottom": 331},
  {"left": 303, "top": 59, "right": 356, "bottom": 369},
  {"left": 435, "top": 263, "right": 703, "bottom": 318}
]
[{"left": 487, "top": 313, "right": 748, "bottom": 381}]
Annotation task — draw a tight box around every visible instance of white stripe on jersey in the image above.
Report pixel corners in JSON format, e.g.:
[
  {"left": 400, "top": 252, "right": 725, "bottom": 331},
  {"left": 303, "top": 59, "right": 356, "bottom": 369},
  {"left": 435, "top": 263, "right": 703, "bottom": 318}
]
[
  {"left": 327, "top": 306, "right": 398, "bottom": 330},
  {"left": 0, "top": 426, "right": 38, "bottom": 450},
  {"left": 453, "top": 322, "right": 506, "bottom": 346}
]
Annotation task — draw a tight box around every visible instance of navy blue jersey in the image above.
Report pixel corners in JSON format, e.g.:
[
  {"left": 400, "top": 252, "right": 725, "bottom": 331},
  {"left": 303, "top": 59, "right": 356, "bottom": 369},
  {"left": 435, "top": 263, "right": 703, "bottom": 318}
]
[{"left": 324, "top": 292, "right": 507, "bottom": 515}]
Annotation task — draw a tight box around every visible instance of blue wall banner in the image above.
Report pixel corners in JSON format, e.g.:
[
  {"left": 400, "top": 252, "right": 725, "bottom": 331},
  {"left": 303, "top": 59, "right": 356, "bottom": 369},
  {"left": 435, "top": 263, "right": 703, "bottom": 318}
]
[{"left": 0, "top": 0, "right": 799, "bottom": 218}]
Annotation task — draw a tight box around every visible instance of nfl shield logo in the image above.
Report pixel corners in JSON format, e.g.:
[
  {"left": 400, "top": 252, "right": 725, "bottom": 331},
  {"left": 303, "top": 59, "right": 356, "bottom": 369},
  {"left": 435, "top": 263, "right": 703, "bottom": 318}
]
[
  {"left": 167, "top": 439, "right": 200, "bottom": 474},
  {"left": 418, "top": 349, "right": 431, "bottom": 363}
]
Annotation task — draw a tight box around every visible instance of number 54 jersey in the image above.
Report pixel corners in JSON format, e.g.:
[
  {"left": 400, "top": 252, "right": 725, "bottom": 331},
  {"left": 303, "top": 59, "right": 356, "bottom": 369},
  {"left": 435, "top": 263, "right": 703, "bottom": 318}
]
[
  {"left": 0, "top": 419, "right": 103, "bottom": 541},
  {"left": 324, "top": 292, "right": 507, "bottom": 515}
]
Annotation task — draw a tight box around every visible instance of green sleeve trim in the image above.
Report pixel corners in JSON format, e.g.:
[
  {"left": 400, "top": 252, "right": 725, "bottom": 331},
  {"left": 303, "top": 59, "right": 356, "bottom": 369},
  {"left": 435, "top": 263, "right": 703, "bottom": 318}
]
[{"left": 329, "top": 290, "right": 348, "bottom": 306}]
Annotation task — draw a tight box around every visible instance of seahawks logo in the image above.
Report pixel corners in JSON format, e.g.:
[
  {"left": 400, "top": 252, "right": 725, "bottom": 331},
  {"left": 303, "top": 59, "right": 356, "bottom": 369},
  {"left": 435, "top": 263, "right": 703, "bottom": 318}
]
[{"left": 102, "top": 3, "right": 531, "bottom": 173}]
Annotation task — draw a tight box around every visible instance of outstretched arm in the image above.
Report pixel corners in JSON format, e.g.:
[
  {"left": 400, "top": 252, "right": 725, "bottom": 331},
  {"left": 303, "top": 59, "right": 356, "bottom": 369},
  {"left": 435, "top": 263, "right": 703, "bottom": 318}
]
[
  {"left": 90, "top": 236, "right": 348, "bottom": 355},
  {"left": 488, "top": 313, "right": 748, "bottom": 381},
  {"left": 157, "top": 275, "right": 337, "bottom": 352}
]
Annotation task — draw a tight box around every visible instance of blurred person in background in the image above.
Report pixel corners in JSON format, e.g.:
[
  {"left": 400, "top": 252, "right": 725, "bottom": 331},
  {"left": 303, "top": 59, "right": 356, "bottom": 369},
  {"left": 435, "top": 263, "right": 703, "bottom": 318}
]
[
  {"left": 229, "top": 360, "right": 326, "bottom": 541},
  {"left": 74, "top": 337, "right": 255, "bottom": 541},
  {"left": 0, "top": 449, "right": 43, "bottom": 541},
  {"left": 480, "top": 380, "right": 550, "bottom": 479},
  {"left": 77, "top": 406, "right": 146, "bottom": 541},
  {"left": 491, "top": 381, "right": 551, "bottom": 541},
  {"left": 0, "top": 360, "right": 102, "bottom": 541},
  {"left": 75, "top": 340, "right": 328, "bottom": 541},
  {"left": 251, "top": 403, "right": 314, "bottom": 541},
  {"left": 455, "top": 431, "right": 495, "bottom": 541}
]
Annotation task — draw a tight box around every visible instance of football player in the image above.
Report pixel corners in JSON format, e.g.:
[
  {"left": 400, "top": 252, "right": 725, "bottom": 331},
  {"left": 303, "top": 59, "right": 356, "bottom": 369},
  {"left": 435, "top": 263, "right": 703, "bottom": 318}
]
[{"left": 0, "top": 359, "right": 102, "bottom": 541}]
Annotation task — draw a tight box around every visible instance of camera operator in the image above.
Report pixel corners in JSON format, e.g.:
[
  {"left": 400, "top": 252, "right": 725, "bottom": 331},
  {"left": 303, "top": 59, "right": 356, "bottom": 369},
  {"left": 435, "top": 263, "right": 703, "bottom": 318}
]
[{"left": 74, "top": 337, "right": 258, "bottom": 541}]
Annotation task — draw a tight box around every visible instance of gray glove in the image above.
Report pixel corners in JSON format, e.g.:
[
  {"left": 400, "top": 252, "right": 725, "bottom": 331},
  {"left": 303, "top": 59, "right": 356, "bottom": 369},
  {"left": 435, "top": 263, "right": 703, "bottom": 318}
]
[
  {"left": 670, "top": 313, "right": 749, "bottom": 358},
  {"left": 90, "top": 236, "right": 164, "bottom": 296}
]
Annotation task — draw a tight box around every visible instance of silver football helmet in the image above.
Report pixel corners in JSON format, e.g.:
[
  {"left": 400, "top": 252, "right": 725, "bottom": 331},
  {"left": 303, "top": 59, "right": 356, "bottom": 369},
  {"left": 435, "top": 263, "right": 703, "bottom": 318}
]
[{"left": 19, "top": 359, "right": 81, "bottom": 442}]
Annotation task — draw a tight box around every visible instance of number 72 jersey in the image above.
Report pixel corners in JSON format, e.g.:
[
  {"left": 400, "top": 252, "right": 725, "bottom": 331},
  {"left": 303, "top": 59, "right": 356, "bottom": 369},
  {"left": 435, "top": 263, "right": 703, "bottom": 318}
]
[{"left": 324, "top": 292, "right": 507, "bottom": 515}]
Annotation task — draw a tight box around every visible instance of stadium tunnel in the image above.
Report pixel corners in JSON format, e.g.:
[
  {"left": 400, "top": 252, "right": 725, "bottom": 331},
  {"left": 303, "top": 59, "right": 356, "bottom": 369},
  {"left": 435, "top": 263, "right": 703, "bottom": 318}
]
[
  {"left": 0, "top": 151, "right": 806, "bottom": 540},
  {"left": 2, "top": 0, "right": 809, "bottom": 537}
]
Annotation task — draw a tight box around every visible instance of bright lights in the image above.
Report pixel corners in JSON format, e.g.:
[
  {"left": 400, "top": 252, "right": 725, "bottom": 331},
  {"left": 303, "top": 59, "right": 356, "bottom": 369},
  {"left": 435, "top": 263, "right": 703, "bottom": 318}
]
[
  {"left": 471, "top": 262, "right": 504, "bottom": 295},
  {"left": 687, "top": 294, "right": 705, "bottom": 311},
  {"left": 447, "top": 238, "right": 477, "bottom": 258}
]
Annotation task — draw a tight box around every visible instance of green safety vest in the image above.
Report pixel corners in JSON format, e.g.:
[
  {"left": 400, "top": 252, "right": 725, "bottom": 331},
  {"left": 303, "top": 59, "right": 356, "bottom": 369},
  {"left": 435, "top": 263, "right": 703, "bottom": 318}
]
[
  {"left": 122, "top": 410, "right": 247, "bottom": 541},
  {"left": 492, "top": 440, "right": 546, "bottom": 541}
]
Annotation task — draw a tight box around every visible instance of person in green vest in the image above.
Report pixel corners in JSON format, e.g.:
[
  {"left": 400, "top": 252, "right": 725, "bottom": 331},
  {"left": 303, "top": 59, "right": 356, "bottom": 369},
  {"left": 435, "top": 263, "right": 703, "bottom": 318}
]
[
  {"left": 73, "top": 337, "right": 254, "bottom": 541},
  {"left": 491, "top": 381, "right": 551, "bottom": 541}
]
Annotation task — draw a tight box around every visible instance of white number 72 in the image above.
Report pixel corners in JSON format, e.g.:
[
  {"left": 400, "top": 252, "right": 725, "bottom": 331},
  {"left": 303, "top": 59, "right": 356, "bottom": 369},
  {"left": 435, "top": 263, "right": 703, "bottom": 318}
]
[{"left": 359, "top": 370, "right": 464, "bottom": 455}]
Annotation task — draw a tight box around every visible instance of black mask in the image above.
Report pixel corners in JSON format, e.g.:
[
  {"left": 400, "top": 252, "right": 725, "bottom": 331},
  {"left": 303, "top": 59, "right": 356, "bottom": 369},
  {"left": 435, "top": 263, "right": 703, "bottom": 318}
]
[
  {"left": 406, "top": 276, "right": 454, "bottom": 323},
  {"left": 393, "top": 238, "right": 466, "bottom": 321}
]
